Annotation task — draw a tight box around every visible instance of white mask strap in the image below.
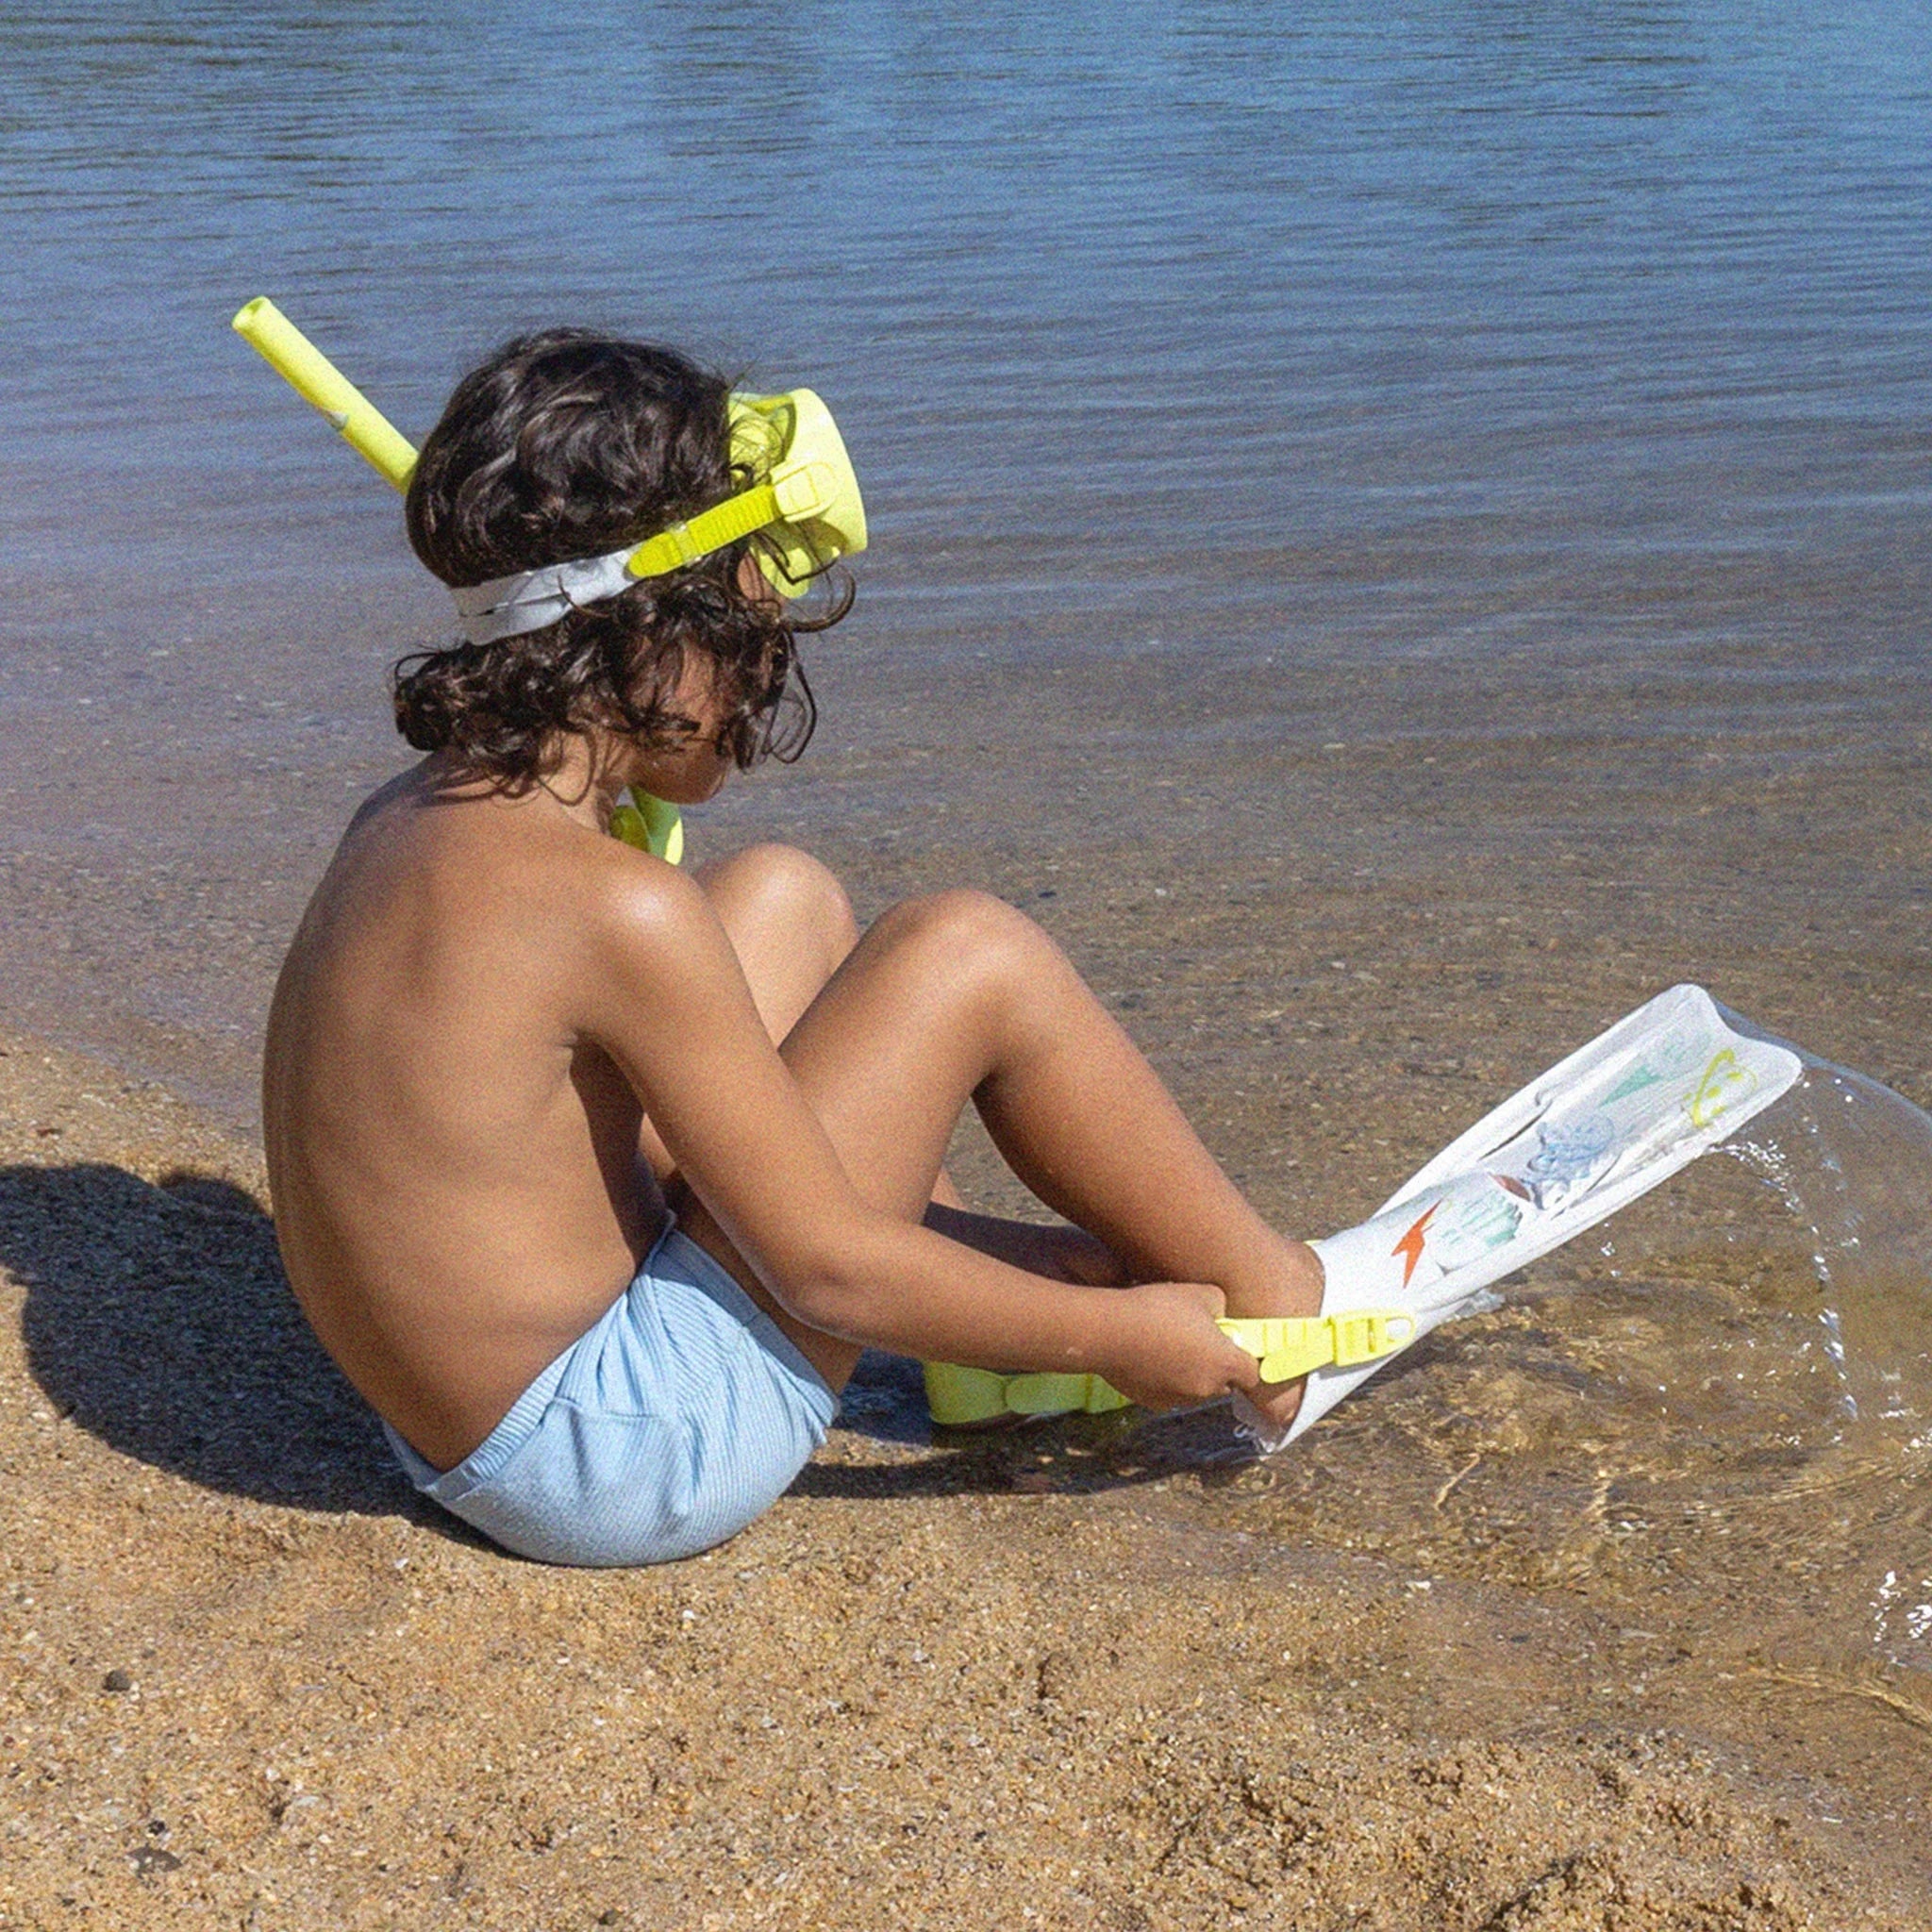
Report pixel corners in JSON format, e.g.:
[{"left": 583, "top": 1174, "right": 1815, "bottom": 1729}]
[{"left": 448, "top": 545, "right": 640, "bottom": 645}]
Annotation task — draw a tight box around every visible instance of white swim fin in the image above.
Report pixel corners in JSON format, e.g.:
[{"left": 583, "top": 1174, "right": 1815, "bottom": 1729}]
[{"left": 1235, "top": 983, "right": 1802, "bottom": 1451}]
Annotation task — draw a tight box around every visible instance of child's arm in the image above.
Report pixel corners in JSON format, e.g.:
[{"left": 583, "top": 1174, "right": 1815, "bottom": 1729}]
[{"left": 576, "top": 856, "right": 1282, "bottom": 1412}]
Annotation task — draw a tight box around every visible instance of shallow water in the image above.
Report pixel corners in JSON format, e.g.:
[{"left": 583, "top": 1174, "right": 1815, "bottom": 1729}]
[
  {"left": 1, "top": 3, "right": 1929, "bottom": 1117},
  {"left": 848, "top": 1041, "right": 1932, "bottom": 1752},
  {"left": 1231, "top": 1056, "right": 1932, "bottom": 1678}
]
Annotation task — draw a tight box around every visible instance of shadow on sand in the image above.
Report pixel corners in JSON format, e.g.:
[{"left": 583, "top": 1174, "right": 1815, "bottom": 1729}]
[
  {"left": 3, "top": 1160, "right": 1259, "bottom": 1529},
  {"left": 796, "top": 1347, "right": 1260, "bottom": 1502},
  {"left": 3, "top": 1159, "right": 417, "bottom": 1520}
]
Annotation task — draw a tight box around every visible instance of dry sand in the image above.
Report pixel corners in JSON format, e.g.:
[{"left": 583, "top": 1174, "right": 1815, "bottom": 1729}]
[{"left": 4, "top": 1017, "right": 1928, "bottom": 1930}]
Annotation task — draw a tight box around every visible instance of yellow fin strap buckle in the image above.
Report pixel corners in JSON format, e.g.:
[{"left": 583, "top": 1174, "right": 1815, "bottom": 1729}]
[
  {"left": 923, "top": 1362, "right": 1129, "bottom": 1427},
  {"left": 1217, "top": 1310, "right": 1416, "bottom": 1385}
]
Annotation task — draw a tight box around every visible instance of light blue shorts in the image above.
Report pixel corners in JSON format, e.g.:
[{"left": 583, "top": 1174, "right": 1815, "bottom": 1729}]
[{"left": 383, "top": 1221, "right": 838, "bottom": 1567}]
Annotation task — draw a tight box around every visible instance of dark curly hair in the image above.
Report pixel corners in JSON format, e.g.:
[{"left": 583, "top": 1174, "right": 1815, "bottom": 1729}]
[{"left": 394, "top": 329, "right": 849, "bottom": 791}]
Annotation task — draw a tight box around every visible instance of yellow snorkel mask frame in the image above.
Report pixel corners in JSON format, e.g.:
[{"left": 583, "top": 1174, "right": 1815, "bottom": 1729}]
[
  {"left": 231, "top": 295, "right": 868, "bottom": 864},
  {"left": 639, "top": 387, "right": 868, "bottom": 594}
]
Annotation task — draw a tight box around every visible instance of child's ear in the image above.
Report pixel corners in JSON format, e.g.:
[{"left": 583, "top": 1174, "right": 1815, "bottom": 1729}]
[{"left": 735, "top": 550, "right": 781, "bottom": 611}]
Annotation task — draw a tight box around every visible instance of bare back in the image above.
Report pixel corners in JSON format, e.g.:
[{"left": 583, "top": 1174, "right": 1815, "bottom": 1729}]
[{"left": 263, "top": 762, "right": 664, "bottom": 1470}]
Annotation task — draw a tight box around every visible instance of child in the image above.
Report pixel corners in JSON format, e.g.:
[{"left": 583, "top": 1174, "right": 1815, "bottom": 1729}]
[{"left": 262, "top": 328, "right": 1324, "bottom": 1568}]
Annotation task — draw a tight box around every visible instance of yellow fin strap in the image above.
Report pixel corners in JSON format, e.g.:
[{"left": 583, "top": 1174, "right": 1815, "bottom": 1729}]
[
  {"left": 1217, "top": 1310, "right": 1416, "bottom": 1385},
  {"left": 623, "top": 482, "right": 785, "bottom": 581}
]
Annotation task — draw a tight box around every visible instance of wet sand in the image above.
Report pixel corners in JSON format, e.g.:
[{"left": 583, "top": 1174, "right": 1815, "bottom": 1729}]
[{"left": 6, "top": 673, "right": 1932, "bottom": 1928}]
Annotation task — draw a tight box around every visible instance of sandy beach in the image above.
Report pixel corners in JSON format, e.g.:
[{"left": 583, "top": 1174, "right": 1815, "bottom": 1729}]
[
  {"left": 6, "top": 700, "right": 1931, "bottom": 1932},
  {"left": 6, "top": 9, "right": 1931, "bottom": 1922}
]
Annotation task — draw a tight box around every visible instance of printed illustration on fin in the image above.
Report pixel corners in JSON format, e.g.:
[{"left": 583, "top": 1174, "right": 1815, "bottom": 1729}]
[
  {"left": 1523, "top": 1111, "right": 1618, "bottom": 1201},
  {"left": 1689, "top": 1048, "right": 1758, "bottom": 1129},
  {"left": 1391, "top": 1203, "right": 1437, "bottom": 1287},
  {"left": 1429, "top": 1176, "right": 1525, "bottom": 1271},
  {"left": 1604, "top": 1061, "right": 1667, "bottom": 1106}
]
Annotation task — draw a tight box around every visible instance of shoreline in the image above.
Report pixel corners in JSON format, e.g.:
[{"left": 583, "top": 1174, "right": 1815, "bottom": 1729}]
[
  {"left": 6, "top": 630, "right": 1931, "bottom": 1142},
  {"left": 3, "top": 1020, "right": 1928, "bottom": 1927}
]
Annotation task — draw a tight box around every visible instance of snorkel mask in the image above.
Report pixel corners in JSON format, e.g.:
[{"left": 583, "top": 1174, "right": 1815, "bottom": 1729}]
[
  {"left": 450, "top": 386, "right": 866, "bottom": 646},
  {"left": 231, "top": 296, "right": 867, "bottom": 861},
  {"left": 231, "top": 298, "right": 867, "bottom": 645}
]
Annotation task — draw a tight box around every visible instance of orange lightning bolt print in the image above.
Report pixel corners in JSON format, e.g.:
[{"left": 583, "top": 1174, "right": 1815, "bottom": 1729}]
[{"left": 1391, "top": 1202, "right": 1438, "bottom": 1288}]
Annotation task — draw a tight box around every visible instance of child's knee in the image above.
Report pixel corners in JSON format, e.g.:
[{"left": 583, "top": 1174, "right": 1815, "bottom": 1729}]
[
  {"left": 877, "top": 888, "right": 1046, "bottom": 995},
  {"left": 730, "top": 843, "right": 858, "bottom": 959}
]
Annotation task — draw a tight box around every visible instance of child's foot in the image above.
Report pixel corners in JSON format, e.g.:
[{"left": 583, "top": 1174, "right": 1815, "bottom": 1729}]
[{"left": 1224, "top": 1238, "right": 1325, "bottom": 1441}]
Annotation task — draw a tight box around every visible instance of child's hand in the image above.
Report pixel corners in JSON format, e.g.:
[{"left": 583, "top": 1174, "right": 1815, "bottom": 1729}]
[{"left": 1097, "top": 1281, "right": 1258, "bottom": 1412}]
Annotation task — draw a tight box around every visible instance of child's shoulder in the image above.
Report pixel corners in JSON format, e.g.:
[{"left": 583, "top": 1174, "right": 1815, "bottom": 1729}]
[
  {"left": 283, "top": 763, "right": 729, "bottom": 1077},
  {"left": 329, "top": 763, "right": 696, "bottom": 962}
]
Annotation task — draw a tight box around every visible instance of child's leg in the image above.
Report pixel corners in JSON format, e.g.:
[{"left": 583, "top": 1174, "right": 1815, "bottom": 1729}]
[
  {"left": 675, "top": 842, "right": 975, "bottom": 1208},
  {"left": 675, "top": 889, "right": 1322, "bottom": 1424},
  {"left": 637, "top": 843, "right": 859, "bottom": 1179},
  {"left": 696, "top": 843, "right": 859, "bottom": 1041}
]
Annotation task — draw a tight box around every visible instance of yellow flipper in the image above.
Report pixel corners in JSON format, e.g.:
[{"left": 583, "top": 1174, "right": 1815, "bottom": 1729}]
[
  {"left": 922, "top": 1311, "right": 1413, "bottom": 1425},
  {"left": 923, "top": 1362, "right": 1129, "bottom": 1427}
]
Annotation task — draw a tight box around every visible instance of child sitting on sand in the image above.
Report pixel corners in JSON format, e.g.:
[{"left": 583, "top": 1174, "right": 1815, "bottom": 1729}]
[{"left": 262, "top": 328, "right": 1324, "bottom": 1567}]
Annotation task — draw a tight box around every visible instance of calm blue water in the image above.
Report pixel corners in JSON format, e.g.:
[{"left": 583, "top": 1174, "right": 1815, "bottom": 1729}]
[
  {"left": 0, "top": 1, "right": 1928, "bottom": 1109},
  {"left": 4, "top": 3, "right": 1928, "bottom": 623}
]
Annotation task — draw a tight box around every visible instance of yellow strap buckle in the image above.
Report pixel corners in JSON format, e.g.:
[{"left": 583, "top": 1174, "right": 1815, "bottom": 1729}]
[
  {"left": 773, "top": 458, "right": 836, "bottom": 520},
  {"left": 1217, "top": 1310, "right": 1416, "bottom": 1384},
  {"left": 658, "top": 520, "right": 701, "bottom": 567}
]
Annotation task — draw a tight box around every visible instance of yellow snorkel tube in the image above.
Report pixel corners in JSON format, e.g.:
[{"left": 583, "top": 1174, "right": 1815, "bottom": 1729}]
[
  {"left": 234, "top": 299, "right": 869, "bottom": 852},
  {"left": 242, "top": 295, "right": 896, "bottom": 869},
  {"left": 232, "top": 297, "right": 419, "bottom": 492}
]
